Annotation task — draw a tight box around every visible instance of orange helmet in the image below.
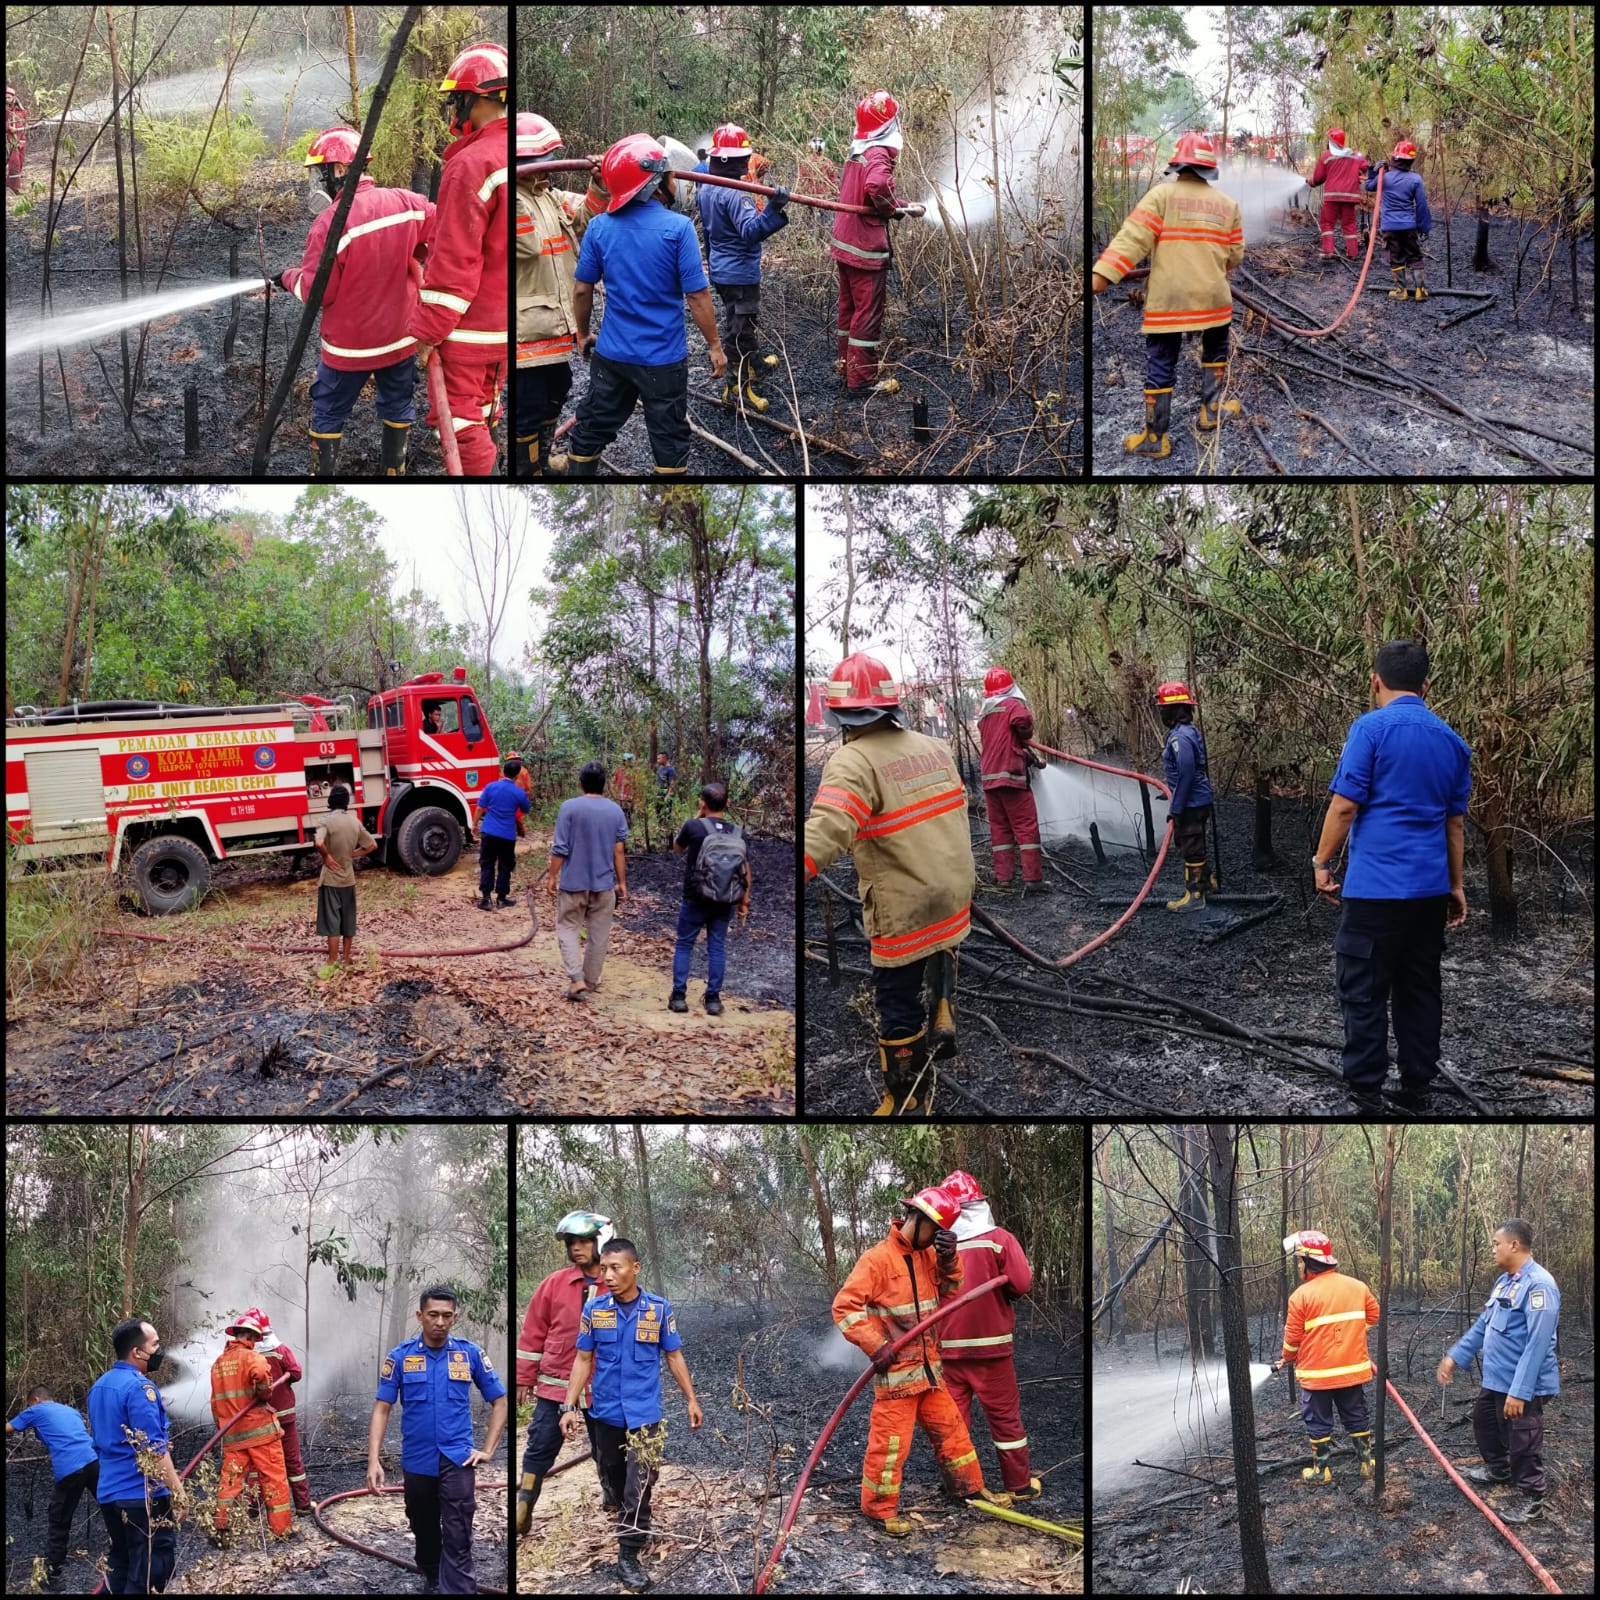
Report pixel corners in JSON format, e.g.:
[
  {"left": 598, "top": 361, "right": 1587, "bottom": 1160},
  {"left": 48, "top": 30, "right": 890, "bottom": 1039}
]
[
  {"left": 984, "top": 667, "right": 1015, "bottom": 695},
  {"left": 1392, "top": 139, "right": 1418, "bottom": 161},
  {"left": 517, "top": 112, "right": 562, "bottom": 162},
  {"left": 1155, "top": 680, "right": 1196, "bottom": 707},
  {"left": 825, "top": 652, "right": 900, "bottom": 709},
  {"left": 600, "top": 133, "right": 672, "bottom": 213},
  {"left": 942, "top": 1169, "right": 985, "bottom": 1207},
  {"left": 710, "top": 123, "right": 753, "bottom": 156},
  {"left": 1167, "top": 130, "right": 1219, "bottom": 172},
  {"left": 903, "top": 1185, "right": 959, "bottom": 1230},
  {"left": 853, "top": 90, "right": 900, "bottom": 143},
  {"left": 1283, "top": 1230, "right": 1338, "bottom": 1267}
]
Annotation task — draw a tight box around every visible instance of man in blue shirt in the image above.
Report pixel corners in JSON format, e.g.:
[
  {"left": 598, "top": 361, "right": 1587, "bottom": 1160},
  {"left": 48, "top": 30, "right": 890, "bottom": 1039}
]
[
  {"left": 87, "top": 1317, "right": 188, "bottom": 1594},
  {"left": 1313, "top": 640, "right": 1471, "bottom": 1113},
  {"left": 547, "top": 760, "right": 630, "bottom": 1002},
  {"left": 562, "top": 133, "right": 728, "bottom": 478},
  {"left": 1156, "top": 681, "right": 1215, "bottom": 913},
  {"left": 8, "top": 1384, "right": 100, "bottom": 1584},
  {"left": 472, "top": 756, "right": 531, "bottom": 912},
  {"left": 368, "top": 1284, "right": 507, "bottom": 1595},
  {"left": 562, "top": 1238, "right": 703, "bottom": 1595},
  {"left": 1437, "top": 1218, "right": 1560, "bottom": 1525}
]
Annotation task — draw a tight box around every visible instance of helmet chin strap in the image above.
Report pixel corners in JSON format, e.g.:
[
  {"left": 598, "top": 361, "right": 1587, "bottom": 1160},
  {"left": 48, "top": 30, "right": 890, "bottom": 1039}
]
[{"left": 447, "top": 90, "right": 476, "bottom": 136}]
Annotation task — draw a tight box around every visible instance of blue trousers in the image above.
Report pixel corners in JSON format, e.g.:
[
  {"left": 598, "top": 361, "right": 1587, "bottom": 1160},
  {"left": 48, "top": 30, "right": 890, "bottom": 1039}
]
[
  {"left": 310, "top": 355, "right": 417, "bottom": 433},
  {"left": 672, "top": 897, "right": 732, "bottom": 994},
  {"left": 1145, "top": 324, "right": 1231, "bottom": 388},
  {"left": 1300, "top": 1381, "right": 1370, "bottom": 1441},
  {"left": 101, "top": 1497, "right": 177, "bottom": 1593}
]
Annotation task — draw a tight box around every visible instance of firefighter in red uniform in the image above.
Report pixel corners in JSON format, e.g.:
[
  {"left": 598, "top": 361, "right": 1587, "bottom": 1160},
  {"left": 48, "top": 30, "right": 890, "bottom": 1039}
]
[
  {"left": 6, "top": 85, "right": 28, "bottom": 194},
  {"left": 831, "top": 91, "right": 910, "bottom": 394},
  {"left": 254, "top": 1309, "right": 311, "bottom": 1514},
  {"left": 937, "top": 1170, "right": 1042, "bottom": 1499},
  {"left": 274, "top": 127, "right": 435, "bottom": 478},
  {"left": 1309, "top": 127, "right": 1368, "bottom": 264},
  {"left": 978, "top": 666, "right": 1050, "bottom": 893},
  {"left": 412, "top": 42, "right": 510, "bottom": 477}
]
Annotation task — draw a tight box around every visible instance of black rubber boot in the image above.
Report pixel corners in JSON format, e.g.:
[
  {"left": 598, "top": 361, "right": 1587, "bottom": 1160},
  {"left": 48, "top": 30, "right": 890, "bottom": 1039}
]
[
  {"left": 1197, "top": 362, "right": 1242, "bottom": 430},
  {"left": 873, "top": 1029, "right": 929, "bottom": 1116},
  {"left": 1461, "top": 1463, "right": 1512, "bottom": 1488},
  {"left": 1124, "top": 389, "right": 1172, "bottom": 457},
  {"left": 927, "top": 949, "right": 958, "bottom": 1060},
  {"left": 1390, "top": 1080, "right": 1433, "bottom": 1115},
  {"left": 1389, "top": 266, "right": 1409, "bottom": 300},
  {"left": 515, "top": 433, "right": 539, "bottom": 479},
  {"left": 616, "top": 1546, "right": 652, "bottom": 1592},
  {"left": 1500, "top": 1492, "right": 1544, "bottom": 1524},
  {"left": 381, "top": 421, "right": 409, "bottom": 476},
  {"left": 565, "top": 452, "right": 599, "bottom": 477},
  {"left": 1347, "top": 1085, "right": 1386, "bottom": 1115},
  {"left": 311, "top": 432, "right": 341, "bottom": 477},
  {"left": 1166, "top": 861, "right": 1207, "bottom": 912},
  {"left": 539, "top": 422, "right": 568, "bottom": 477},
  {"left": 515, "top": 1471, "right": 543, "bottom": 1535},
  {"left": 419, "top": 1568, "right": 440, "bottom": 1595},
  {"left": 1301, "top": 1435, "right": 1334, "bottom": 1485},
  {"left": 1351, "top": 1430, "right": 1375, "bottom": 1479}
]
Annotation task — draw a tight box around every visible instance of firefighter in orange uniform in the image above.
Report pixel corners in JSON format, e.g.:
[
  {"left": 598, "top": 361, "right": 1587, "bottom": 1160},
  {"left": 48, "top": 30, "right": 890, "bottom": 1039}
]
[
  {"left": 412, "top": 42, "right": 510, "bottom": 477},
  {"left": 211, "top": 1310, "right": 293, "bottom": 1538},
  {"left": 832, "top": 1185, "right": 1011, "bottom": 1536},
  {"left": 1272, "top": 1230, "right": 1381, "bottom": 1484},
  {"left": 803, "top": 653, "right": 974, "bottom": 1115},
  {"left": 254, "top": 1310, "right": 311, "bottom": 1514}
]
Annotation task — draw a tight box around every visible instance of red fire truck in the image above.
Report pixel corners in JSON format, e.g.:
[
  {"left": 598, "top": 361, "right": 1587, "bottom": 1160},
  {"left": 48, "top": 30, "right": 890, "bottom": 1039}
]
[{"left": 6, "top": 668, "right": 501, "bottom": 913}]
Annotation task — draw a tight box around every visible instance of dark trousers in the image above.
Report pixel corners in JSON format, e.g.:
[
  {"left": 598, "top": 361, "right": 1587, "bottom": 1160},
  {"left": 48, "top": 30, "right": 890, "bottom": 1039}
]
[
  {"left": 593, "top": 1417, "right": 662, "bottom": 1552},
  {"left": 568, "top": 351, "right": 691, "bottom": 471},
  {"left": 478, "top": 833, "right": 516, "bottom": 899},
  {"left": 673, "top": 896, "right": 733, "bottom": 993},
  {"left": 46, "top": 1459, "right": 98, "bottom": 1575},
  {"left": 522, "top": 1395, "right": 602, "bottom": 1478},
  {"left": 1333, "top": 895, "right": 1448, "bottom": 1089},
  {"left": 101, "top": 1496, "right": 177, "bottom": 1594},
  {"left": 1145, "top": 324, "right": 1231, "bottom": 389},
  {"left": 1384, "top": 228, "right": 1424, "bottom": 267},
  {"left": 516, "top": 360, "right": 573, "bottom": 435},
  {"left": 1173, "top": 803, "right": 1212, "bottom": 865},
  {"left": 1473, "top": 1389, "right": 1546, "bottom": 1493},
  {"left": 1300, "top": 1381, "right": 1371, "bottom": 1440},
  {"left": 403, "top": 1457, "right": 478, "bottom": 1594},
  {"left": 873, "top": 949, "right": 958, "bottom": 1040},
  {"left": 713, "top": 281, "right": 763, "bottom": 361},
  {"left": 310, "top": 355, "right": 417, "bottom": 433}
]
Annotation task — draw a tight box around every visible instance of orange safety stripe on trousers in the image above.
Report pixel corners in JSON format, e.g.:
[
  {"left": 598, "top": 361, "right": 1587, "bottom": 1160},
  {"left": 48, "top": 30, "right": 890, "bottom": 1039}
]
[
  {"left": 857, "top": 789, "right": 967, "bottom": 839},
  {"left": 814, "top": 784, "right": 871, "bottom": 823},
  {"left": 871, "top": 905, "right": 970, "bottom": 958}
]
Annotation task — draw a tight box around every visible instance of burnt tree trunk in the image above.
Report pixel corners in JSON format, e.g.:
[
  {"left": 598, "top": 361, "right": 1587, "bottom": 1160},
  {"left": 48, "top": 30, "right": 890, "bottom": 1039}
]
[
  {"left": 1179, "top": 1126, "right": 1216, "bottom": 1360},
  {"left": 632, "top": 1125, "right": 665, "bottom": 1292},
  {"left": 1472, "top": 211, "right": 1494, "bottom": 272}
]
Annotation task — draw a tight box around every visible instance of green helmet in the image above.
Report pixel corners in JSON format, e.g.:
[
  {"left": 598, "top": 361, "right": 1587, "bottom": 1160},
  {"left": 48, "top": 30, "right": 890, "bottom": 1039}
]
[{"left": 555, "top": 1210, "right": 615, "bottom": 1250}]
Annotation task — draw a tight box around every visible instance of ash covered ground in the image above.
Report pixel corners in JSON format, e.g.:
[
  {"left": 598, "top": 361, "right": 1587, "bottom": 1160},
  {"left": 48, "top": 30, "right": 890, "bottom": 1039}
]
[
  {"left": 1092, "top": 211, "right": 1594, "bottom": 478},
  {"left": 1092, "top": 1329, "right": 1594, "bottom": 1595},
  {"left": 803, "top": 766, "right": 1594, "bottom": 1119},
  {"left": 5, "top": 181, "right": 472, "bottom": 480},
  {"left": 520, "top": 1294, "right": 1082, "bottom": 1595},
  {"left": 3, "top": 1400, "right": 510, "bottom": 1595}
]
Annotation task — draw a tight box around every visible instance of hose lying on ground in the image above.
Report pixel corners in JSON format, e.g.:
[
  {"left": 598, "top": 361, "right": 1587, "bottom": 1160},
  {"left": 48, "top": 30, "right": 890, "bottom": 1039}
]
[
  {"left": 964, "top": 1496, "right": 1083, "bottom": 1545},
  {"left": 313, "top": 1481, "right": 508, "bottom": 1595},
  {"left": 752, "top": 1276, "right": 1009, "bottom": 1595},
  {"left": 1384, "top": 1380, "right": 1561, "bottom": 1595}
]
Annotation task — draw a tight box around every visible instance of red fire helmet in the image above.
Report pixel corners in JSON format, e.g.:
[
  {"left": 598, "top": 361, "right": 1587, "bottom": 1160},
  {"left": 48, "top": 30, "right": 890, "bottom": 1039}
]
[
  {"left": 902, "top": 1185, "right": 959, "bottom": 1230},
  {"left": 1168, "top": 130, "right": 1219, "bottom": 171},
  {"left": 983, "top": 667, "right": 1015, "bottom": 695},
  {"left": 1283, "top": 1230, "right": 1338, "bottom": 1267},
  {"left": 517, "top": 112, "right": 562, "bottom": 161},
  {"left": 600, "top": 133, "right": 672, "bottom": 213},
  {"left": 304, "top": 127, "right": 366, "bottom": 169},
  {"left": 1392, "top": 139, "right": 1419, "bottom": 161},
  {"left": 1326, "top": 126, "right": 1347, "bottom": 149},
  {"left": 1155, "top": 680, "right": 1196, "bottom": 707},
  {"left": 439, "top": 42, "right": 509, "bottom": 97},
  {"left": 710, "top": 122, "right": 753, "bottom": 155},
  {"left": 942, "top": 1169, "right": 985, "bottom": 1207},
  {"left": 225, "top": 1310, "right": 268, "bottom": 1338},
  {"left": 825, "top": 652, "right": 901, "bottom": 709},
  {"left": 853, "top": 90, "right": 899, "bottom": 142}
]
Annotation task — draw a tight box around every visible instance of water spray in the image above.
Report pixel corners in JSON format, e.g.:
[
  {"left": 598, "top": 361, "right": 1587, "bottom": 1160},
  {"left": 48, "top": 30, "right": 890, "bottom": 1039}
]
[{"left": 6, "top": 279, "right": 266, "bottom": 364}]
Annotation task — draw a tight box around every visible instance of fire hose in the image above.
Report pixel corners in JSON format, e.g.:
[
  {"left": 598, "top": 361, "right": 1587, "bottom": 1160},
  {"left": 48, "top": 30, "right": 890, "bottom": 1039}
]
[
  {"left": 1384, "top": 1380, "right": 1562, "bottom": 1595},
  {"left": 752, "top": 1276, "right": 1009, "bottom": 1595},
  {"left": 312, "top": 1481, "right": 508, "bottom": 1595},
  {"left": 425, "top": 355, "right": 465, "bottom": 478}
]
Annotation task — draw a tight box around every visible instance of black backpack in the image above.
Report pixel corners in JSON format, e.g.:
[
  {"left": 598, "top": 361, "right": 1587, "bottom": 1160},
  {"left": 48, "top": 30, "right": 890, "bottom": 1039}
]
[{"left": 688, "top": 821, "right": 749, "bottom": 905}]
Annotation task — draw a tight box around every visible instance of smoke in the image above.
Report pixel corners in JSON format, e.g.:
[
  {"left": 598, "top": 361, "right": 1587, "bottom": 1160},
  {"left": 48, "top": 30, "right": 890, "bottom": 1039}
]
[
  {"left": 1217, "top": 156, "right": 1307, "bottom": 246},
  {"left": 812, "top": 1327, "right": 869, "bottom": 1373},
  {"left": 6, "top": 280, "right": 260, "bottom": 364},
  {"left": 1032, "top": 761, "right": 1168, "bottom": 850}
]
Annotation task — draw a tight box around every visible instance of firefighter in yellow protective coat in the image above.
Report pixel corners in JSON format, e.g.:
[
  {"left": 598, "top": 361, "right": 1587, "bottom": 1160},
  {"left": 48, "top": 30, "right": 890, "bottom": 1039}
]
[
  {"left": 804, "top": 652, "right": 974, "bottom": 1116},
  {"left": 1092, "top": 130, "right": 1245, "bottom": 457},
  {"left": 514, "top": 112, "right": 608, "bottom": 478}
]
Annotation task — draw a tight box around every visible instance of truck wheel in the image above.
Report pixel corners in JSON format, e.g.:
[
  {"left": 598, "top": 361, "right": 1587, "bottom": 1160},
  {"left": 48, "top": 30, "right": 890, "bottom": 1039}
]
[
  {"left": 130, "top": 835, "right": 211, "bottom": 915},
  {"left": 396, "top": 806, "right": 463, "bottom": 876}
]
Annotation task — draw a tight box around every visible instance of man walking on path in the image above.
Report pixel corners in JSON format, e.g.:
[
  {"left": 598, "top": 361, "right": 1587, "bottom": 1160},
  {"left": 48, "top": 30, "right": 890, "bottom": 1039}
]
[
  {"left": 548, "top": 761, "right": 630, "bottom": 1001},
  {"left": 669, "top": 780, "right": 751, "bottom": 1015}
]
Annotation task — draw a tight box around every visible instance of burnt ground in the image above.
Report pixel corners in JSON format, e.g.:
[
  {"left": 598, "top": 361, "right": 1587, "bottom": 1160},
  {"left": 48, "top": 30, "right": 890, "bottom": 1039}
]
[
  {"left": 5, "top": 176, "right": 469, "bottom": 480},
  {"left": 1092, "top": 1330, "right": 1595, "bottom": 1595},
  {"left": 1092, "top": 211, "right": 1594, "bottom": 477},
  {"left": 519, "top": 1294, "right": 1082, "bottom": 1595},
  {"left": 3, "top": 1399, "right": 510, "bottom": 1595},
  {"left": 803, "top": 779, "right": 1594, "bottom": 1119},
  {"left": 5, "top": 830, "right": 795, "bottom": 1118},
  {"left": 548, "top": 233, "right": 1080, "bottom": 479}
]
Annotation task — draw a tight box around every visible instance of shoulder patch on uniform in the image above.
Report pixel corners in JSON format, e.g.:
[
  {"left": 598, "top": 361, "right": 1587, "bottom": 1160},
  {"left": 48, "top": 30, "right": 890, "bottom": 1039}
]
[
  {"left": 481, "top": 1353, "right": 494, "bottom": 1371},
  {"left": 381, "top": 1357, "right": 395, "bottom": 1380},
  {"left": 1529, "top": 1290, "right": 1546, "bottom": 1310},
  {"left": 144, "top": 1385, "right": 157, "bottom": 1402}
]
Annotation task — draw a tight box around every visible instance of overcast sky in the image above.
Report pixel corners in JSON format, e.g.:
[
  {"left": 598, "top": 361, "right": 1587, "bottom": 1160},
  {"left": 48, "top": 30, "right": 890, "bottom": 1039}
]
[{"left": 1182, "top": 7, "right": 1302, "bottom": 127}]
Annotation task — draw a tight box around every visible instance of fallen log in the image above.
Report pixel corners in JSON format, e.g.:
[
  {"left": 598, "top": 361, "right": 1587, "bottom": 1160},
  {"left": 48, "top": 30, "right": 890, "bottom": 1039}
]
[
  {"left": 1202, "top": 896, "right": 1284, "bottom": 944},
  {"left": 687, "top": 386, "right": 868, "bottom": 462},
  {"left": 1439, "top": 298, "right": 1498, "bottom": 330},
  {"left": 328, "top": 1043, "right": 444, "bottom": 1113},
  {"left": 1515, "top": 1062, "right": 1594, "bottom": 1086}
]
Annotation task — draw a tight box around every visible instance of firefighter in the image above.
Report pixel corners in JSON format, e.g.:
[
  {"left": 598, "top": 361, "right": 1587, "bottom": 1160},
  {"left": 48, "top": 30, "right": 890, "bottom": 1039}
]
[
  {"left": 369, "top": 1285, "right": 508, "bottom": 1595},
  {"left": 833, "top": 91, "right": 911, "bottom": 394},
  {"left": 211, "top": 1310, "right": 294, "bottom": 1541},
  {"left": 514, "top": 112, "right": 608, "bottom": 478},
  {"left": 273, "top": 127, "right": 435, "bottom": 478},
  {"left": 254, "top": 1310, "right": 311, "bottom": 1515},
  {"left": 1309, "top": 126, "right": 1368, "bottom": 263},
  {"left": 563, "top": 134, "right": 728, "bottom": 477},
  {"left": 412, "top": 42, "right": 510, "bottom": 478},
  {"left": 698, "top": 122, "right": 790, "bottom": 414},
  {"left": 6, "top": 84, "right": 27, "bottom": 194},
  {"left": 1438, "top": 1218, "right": 1560, "bottom": 1525},
  {"left": 1365, "top": 139, "right": 1433, "bottom": 299},
  {"left": 803, "top": 652, "right": 975, "bottom": 1115},
  {"left": 1156, "top": 681, "right": 1215, "bottom": 913},
  {"left": 1091, "top": 130, "right": 1246, "bottom": 454},
  {"left": 1272, "top": 1232, "right": 1379, "bottom": 1485},
  {"left": 937, "top": 1170, "right": 1041, "bottom": 1499},
  {"left": 800, "top": 135, "right": 840, "bottom": 197},
  {"left": 832, "top": 1185, "right": 1011, "bottom": 1537},
  {"left": 978, "top": 665, "right": 1050, "bottom": 893},
  {"left": 516, "top": 1211, "right": 616, "bottom": 1536}
]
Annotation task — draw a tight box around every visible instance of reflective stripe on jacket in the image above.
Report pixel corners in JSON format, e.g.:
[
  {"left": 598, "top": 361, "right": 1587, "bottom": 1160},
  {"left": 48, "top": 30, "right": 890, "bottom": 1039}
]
[
  {"left": 210, "top": 1339, "right": 283, "bottom": 1448},
  {"left": 830, "top": 145, "right": 898, "bottom": 272},
  {"left": 1281, "top": 1271, "right": 1379, "bottom": 1389},
  {"left": 517, "top": 182, "right": 599, "bottom": 368},
  {"left": 939, "top": 1226, "right": 1032, "bottom": 1360},
  {"left": 833, "top": 1219, "right": 963, "bottom": 1397},
  {"left": 1310, "top": 149, "right": 1368, "bottom": 203},
  {"left": 978, "top": 693, "right": 1035, "bottom": 790},
  {"left": 804, "top": 723, "right": 974, "bottom": 968},
  {"left": 517, "top": 1265, "right": 599, "bottom": 1404},
  {"left": 1093, "top": 174, "right": 1244, "bottom": 334}
]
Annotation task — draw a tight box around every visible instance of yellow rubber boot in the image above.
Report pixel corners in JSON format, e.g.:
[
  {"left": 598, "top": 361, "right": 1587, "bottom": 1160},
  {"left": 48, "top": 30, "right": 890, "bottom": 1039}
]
[
  {"left": 1197, "top": 362, "right": 1242, "bottom": 430},
  {"left": 1412, "top": 270, "right": 1428, "bottom": 302},
  {"left": 1351, "top": 1431, "right": 1375, "bottom": 1479},
  {"left": 968, "top": 1485, "right": 1014, "bottom": 1509},
  {"left": 1124, "top": 389, "right": 1172, "bottom": 456},
  {"left": 1389, "top": 266, "right": 1409, "bottom": 300},
  {"left": 872, "top": 1030, "right": 927, "bottom": 1116},
  {"left": 876, "top": 1515, "right": 913, "bottom": 1538},
  {"left": 761, "top": 353, "right": 779, "bottom": 370},
  {"left": 1166, "top": 861, "right": 1207, "bottom": 913},
  {"left": 1302, "top": 1436, "right": 1334, "bottom": 1484}
]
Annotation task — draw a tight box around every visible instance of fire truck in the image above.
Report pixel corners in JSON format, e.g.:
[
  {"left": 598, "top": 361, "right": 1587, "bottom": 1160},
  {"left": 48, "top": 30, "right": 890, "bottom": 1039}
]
[{"left": 6, "top": 668, "right": 502, "bottom": 913}]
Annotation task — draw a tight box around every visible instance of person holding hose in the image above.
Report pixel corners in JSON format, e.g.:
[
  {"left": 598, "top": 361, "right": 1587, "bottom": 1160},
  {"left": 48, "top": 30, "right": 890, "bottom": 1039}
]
[
  {"left": 1308, "top": 126, "right": 1369, "bottom": 264},
  {"left": 1438, "top": 1218, "right": 1560, "bottom": 1526},
  {"left": 1365, "top": 139, "right": 1432, "bottom": 299},
  {"left": 412, "top": 42, "right": 510, "bottom": 477},
  {"left": 978, "top": 665, "right": 1049, "bottom": 893},
  {"left": 210, "top": 1309, "right": 293, "bottom": 1541},
  {"left": 833, "top": 1184, "right": 1012, "bottom": 1538},
  {"left": 1156, "top": 681, "right": 1214, "bottom": 913},
  {"left": 254, "top": 1310, "right": 311, "bottom": 1515}
]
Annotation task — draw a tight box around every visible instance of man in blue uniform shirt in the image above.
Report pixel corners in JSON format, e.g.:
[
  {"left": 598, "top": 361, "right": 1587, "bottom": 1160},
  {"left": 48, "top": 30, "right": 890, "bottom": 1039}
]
[
  {"left": 1312, "top": 639, "right": 1471, "bottom": 1114},
  {"left": 7, "top": 1384, "right": 100, "bottom": 1584},
  {"left": 1438, "top": 1218, "right": 1560, "bottom": 1525},
  {"left": 368, "top": 1284, "right": 508, "bottom": 1594},
  {"left": 87, "top": 1318, "right": 188, "bottom": 1594},
  {"left": 562, "top": 1237, "right": 703, "bottom": 1595}
]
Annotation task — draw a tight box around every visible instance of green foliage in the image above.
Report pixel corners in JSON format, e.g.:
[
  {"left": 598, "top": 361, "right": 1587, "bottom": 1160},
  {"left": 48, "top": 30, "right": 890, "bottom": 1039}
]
[{"left": 133, "top": 112, "right": 268, "bottom": 207}]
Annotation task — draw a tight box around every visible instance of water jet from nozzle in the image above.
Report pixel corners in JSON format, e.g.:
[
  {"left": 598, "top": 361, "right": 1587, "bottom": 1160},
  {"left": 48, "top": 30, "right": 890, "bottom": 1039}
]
[{"left": 7, "top": 279, "right": 263, "bottom": 364}]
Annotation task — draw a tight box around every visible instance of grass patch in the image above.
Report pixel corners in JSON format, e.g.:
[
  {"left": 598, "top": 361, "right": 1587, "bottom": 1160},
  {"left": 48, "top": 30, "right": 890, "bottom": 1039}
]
[{"left": 5, "top": 850, "right": 124, "bottom": 1001}]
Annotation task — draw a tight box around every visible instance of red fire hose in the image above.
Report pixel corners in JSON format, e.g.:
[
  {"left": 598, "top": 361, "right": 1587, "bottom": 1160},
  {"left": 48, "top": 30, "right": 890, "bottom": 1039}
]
[
  {"left": 313, "top": 1480, "right": 508, "bottom": 1594},
  {"left": 674, "top": 165, "right": 925, "bottom": 219},
  {"left": 426, "top": 356, "right": 465, "bottom": 477},
  {"left": 1249, "top": 166, "right": 1386, "bottom": 338},
  {"left": 515, "top": 159, "right": 598, "bottom": 176},
  {"left": 1385, "top": 1380, "right": 1562, "bottom": 1594},
  {"left": 752, "top": 1276, "right": 1009, "bottom": 1595}
]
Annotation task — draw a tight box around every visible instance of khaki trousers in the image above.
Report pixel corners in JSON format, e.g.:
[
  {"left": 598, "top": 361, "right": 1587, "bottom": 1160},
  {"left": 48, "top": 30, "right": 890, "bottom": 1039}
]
[{"left": 556, "top": 889, "right": 616, "bottom": 985}]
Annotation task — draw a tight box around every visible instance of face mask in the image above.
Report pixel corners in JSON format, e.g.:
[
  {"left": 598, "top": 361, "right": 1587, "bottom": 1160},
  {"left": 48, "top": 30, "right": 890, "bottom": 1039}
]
[
  {"left": 320, "top": 166, "right": 343, "bottom": 199},
  {"left": 144, "top": 1348, "right": 165, "bottom": 1374}
]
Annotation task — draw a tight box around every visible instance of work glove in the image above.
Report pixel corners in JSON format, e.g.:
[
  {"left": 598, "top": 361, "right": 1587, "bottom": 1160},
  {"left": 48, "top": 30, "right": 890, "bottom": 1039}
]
[
  {"left": 767, "top": 185, "right": 790, "bottom": 209},
  {"left": 934, "top": 1227, "right": 958, "bottom": 1264},
  {"left": 869, "top": 1344, "right": 896, "bottom": 1376},
  {"left": 272, "top": 270, "right": 291, "bottom": 293}
]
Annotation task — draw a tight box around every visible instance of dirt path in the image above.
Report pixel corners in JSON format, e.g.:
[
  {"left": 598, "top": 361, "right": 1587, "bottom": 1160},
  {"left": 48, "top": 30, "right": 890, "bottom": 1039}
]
[{"left": 6, "top": 833, "right": 794, "bottom": 1117}]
